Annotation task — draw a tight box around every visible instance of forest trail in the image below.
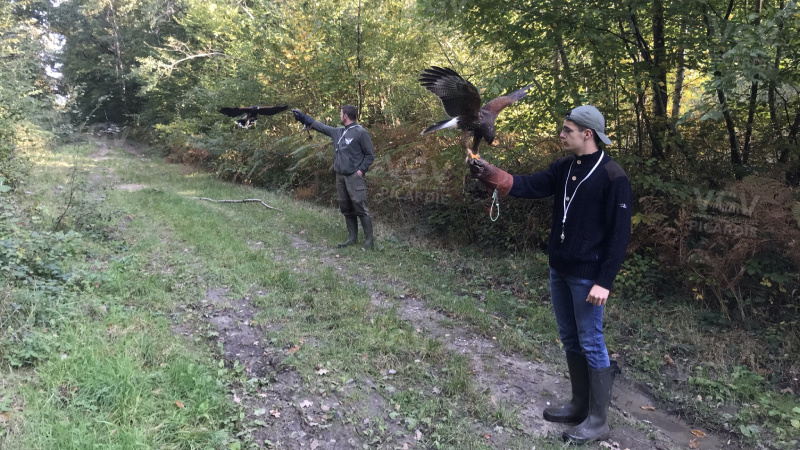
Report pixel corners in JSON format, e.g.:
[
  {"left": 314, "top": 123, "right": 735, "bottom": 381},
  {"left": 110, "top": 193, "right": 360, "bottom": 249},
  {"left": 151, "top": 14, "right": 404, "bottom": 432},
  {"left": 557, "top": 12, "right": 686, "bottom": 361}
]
[{"left": 90, "top": 137, "right": 739, "bottom": 449}]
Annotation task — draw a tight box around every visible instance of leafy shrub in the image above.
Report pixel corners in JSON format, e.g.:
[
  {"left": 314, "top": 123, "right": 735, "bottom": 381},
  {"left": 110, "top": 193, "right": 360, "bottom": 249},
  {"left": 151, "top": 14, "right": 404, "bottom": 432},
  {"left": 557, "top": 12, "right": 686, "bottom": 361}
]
[
  {"left": 690, "top": 365, "right": 800, "bottom": 445},
  {"left": 615, "top": 252, "right": 662, "bottom": 302},
  {"left": 0, "top": 199, "right": 94, "bottom": 367}
]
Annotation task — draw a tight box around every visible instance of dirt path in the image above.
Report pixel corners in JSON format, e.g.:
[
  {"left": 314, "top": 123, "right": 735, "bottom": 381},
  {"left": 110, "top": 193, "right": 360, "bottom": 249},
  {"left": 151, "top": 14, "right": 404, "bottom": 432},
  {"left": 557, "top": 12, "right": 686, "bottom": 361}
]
[
  {"left": 90, "top": 137, "right": 739, "bottom": 449},
  {"left": 279, "top": 235, "right": 736, "bottom": 450}
]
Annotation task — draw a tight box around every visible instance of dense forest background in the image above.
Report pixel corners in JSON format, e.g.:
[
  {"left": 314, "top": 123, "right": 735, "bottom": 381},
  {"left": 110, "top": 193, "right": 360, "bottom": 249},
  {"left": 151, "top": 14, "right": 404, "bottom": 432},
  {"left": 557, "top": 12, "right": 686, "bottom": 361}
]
[{"left": 3, "top": 0, "right": 800, "bottom": 388}]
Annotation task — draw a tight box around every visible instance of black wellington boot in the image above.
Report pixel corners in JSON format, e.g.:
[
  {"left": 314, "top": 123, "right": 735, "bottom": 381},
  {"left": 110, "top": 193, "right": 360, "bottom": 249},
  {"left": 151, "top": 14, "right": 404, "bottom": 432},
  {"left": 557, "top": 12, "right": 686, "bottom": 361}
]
[
  {"left": 338, "top": 216, "right": 358, "bottom": 248},
  {"left": 359, "top": 215, "right": 374, "bottom": 249},
  {"left": 543, "top": 352, "right": 590, "bottom": 423},
  {"left": 562, "top": 364, "right": 616, "bottom": 444}
]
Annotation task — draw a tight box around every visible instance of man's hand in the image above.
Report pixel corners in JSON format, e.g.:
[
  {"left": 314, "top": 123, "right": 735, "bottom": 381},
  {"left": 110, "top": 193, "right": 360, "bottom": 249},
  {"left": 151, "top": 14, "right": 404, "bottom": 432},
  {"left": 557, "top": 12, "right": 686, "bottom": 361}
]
[
  {"left": 467, "top": 158, "right": 489, "bottom": 178},
  {"left": 357, "top": 170, "right": 363, "bottom": 178},
  {"left": 291, "top": 108, "right": 314, "bottom": 126},
  {"left": 466, "top": 158, "right": 513, "bottom": 197},
  {"left": 586, "top": 285, "right": 610, "bottom": 306}
]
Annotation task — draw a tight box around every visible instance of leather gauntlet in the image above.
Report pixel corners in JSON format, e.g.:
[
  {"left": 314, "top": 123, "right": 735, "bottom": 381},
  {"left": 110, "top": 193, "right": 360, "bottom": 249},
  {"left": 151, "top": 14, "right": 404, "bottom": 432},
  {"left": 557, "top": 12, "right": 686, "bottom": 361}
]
[{"left": 467, "top": 158, "right": 513, "bottom": 197}]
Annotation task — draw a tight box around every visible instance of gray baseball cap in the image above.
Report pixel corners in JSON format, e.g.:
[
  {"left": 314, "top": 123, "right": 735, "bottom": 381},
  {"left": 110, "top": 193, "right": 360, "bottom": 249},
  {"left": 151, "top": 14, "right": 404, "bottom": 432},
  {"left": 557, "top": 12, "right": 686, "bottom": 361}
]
[{"left": 565, "top": 105, "right": 612, "bottom": 146}]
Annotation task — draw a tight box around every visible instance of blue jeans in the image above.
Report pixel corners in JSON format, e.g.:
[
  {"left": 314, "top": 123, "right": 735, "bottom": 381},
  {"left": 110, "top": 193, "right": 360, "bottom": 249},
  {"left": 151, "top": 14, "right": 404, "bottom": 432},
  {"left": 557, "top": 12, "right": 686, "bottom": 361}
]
[{"left": 549, "top": 268, "right": 610, "bottom": 369}]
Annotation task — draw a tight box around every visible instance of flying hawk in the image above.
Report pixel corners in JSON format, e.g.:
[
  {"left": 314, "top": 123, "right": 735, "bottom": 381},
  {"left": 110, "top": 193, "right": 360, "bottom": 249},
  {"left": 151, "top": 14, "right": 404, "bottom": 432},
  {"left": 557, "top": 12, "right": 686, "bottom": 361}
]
[
  {"left": 419, "top": 66, "right": 531, "bottom": 159},
  {"left": 218, "top": 105, "right": 290, "bottom": 128}
]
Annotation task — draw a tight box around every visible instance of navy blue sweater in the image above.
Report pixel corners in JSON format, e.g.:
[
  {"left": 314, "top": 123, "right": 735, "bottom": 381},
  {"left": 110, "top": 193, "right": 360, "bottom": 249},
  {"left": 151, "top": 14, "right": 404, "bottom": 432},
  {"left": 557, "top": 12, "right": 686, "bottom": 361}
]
[{"left": 509, "top": 151, "right": 632, "bottom": 290}]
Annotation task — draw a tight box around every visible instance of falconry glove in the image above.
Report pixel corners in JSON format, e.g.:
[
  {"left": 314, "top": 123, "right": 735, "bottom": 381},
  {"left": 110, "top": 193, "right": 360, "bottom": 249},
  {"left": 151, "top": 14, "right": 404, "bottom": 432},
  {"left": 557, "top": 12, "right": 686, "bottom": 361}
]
[
  {"left": 291, "top": 109, "right": 315, "bottom": 127},
  {"left": 468, "top": 158, "right": 513, "bottom": 198}
]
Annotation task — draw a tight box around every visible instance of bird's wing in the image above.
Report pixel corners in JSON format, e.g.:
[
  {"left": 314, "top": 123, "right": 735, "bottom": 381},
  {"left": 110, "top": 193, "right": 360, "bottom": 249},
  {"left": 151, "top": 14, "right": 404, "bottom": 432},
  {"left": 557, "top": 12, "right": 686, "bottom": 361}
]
[
  {"left": 419, "top": 66, "right": 482, "bottom": 122},
  {"left": 254, "top": 105, "right": 290, "bottom": 116},
  {"left": 420, "top": 117, "right": 460, "bottom": 135},
  {"left": 219, "top": 107, "right": 248, "bottom": 117},
  {"left": 481, "top": 85, "right": 532, "bottom": 115}
]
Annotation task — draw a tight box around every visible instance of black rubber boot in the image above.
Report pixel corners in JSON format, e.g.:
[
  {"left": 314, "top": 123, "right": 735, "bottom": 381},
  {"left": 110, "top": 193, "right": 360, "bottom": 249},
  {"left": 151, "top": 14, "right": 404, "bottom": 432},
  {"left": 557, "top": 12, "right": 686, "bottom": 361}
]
[
  {"left": 562, "top": 364, "right": 616, "bottom": 444},
  {"left": 543, "top": 352, "right": 590, "bottom": 423},
  {"left": 359, "top": 215, "right": 374, "bottom": 248},
  {"left": 338, "top": 216, "right": 358, "bottom": 248}
]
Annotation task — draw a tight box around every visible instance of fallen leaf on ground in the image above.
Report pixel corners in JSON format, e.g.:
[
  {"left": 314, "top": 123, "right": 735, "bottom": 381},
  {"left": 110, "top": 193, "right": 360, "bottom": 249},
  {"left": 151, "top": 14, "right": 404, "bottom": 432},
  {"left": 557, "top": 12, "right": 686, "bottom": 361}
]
[
  {"left": 663, "top": 354, "right": 675, "bottom": 365},
  {"left": 640, "top": 405, "right": 656, "bottom": 411},
  {"left": 691, "top": 429, "right": 707, "bottom": 437},
  {"left": 415, "top": 429, "right": 422, "bottom": 440},
  {"left": 287, "top": 345, "right": 300, "bottom": 354},
  {"left": 317, "top": 368, "right": 329, "bottom": 375},
  {"left": 175, "top": 401, "right": 184, "bottom": 408},
  {"left": 233, "top": 394, "right": 241, "bottom": 403},
  {"left": 270, "top": 409, "right": 280, "bottom": 417},
  {"left": 689, "top": 437, "right": 700, "bottom": 449},
  {"left": 310, "top": 439, "right": 320, "bottom": 449},
  {"left": 300, "top": 399, "right": 313, "bottom": 408}
]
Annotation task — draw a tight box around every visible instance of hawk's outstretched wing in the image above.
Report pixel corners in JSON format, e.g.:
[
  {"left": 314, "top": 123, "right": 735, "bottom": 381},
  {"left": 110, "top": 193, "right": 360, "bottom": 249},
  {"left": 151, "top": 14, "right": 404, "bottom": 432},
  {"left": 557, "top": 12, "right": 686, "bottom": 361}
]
[
  {"left": 254, "top": 105, "right": 290, "bottom": 116},
  {"left": 419, "top": 66, "right": 482, "bottom": 124},
  {"left": 482, "top": 85, "right": 532, "bottom": 116},
  {"left": 219, "top": 107, "right": 249, "bottom": 118},
  {"left": 218, "top": 105, "right": 290, "bottom": 118}
]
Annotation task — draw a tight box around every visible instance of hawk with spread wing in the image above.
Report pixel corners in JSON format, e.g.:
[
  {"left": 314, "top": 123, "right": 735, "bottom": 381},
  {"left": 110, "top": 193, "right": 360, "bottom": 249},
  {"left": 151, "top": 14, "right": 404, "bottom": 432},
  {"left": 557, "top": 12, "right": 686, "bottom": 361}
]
[
  {"left": 218, "top": 105, "right": 290, "bottom": 128},
  {"left": 419, "top": 66, "right": 531, "bottom": 159}
]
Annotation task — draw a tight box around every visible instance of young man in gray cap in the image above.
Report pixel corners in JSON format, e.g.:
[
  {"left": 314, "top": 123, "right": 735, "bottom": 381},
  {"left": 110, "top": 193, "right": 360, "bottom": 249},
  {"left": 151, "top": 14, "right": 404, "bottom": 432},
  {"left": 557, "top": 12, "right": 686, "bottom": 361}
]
[{"left": 468, "top": 104, "right": 632, "bottom": 444}]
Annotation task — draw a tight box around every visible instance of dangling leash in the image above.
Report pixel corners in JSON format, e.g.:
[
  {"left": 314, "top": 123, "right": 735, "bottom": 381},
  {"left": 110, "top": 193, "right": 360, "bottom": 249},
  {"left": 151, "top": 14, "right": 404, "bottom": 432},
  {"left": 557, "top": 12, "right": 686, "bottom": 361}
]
[{"left": 489, "top": 188, "right": 500, "bottom": 221}]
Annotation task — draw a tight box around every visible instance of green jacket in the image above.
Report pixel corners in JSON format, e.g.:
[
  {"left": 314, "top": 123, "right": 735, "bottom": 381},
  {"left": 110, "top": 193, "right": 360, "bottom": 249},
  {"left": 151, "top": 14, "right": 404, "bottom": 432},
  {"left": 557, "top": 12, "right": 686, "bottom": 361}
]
[{"left": 311, "top": 121, "right": 375, "bottom": 175}]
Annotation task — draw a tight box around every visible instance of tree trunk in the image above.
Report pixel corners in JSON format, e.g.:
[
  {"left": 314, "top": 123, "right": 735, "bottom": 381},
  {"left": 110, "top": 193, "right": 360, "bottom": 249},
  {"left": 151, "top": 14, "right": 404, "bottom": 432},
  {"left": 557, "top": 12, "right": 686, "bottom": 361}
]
[
  {"left": 779, "top": 106, "right": 800, "bottom": 163},
  {"left": 718, "top": 88, "right": 742, "bottom": 166},
  {"left": 356, "top": 0, "right": 363, "bottom": 119},
  {"left": 671, "top": 23, "right": 687, "bottom": 121},
  {"left": 651, "top": 0, "right": 668, "bottom": 121},
  {"left": 635, "top": 93, "right": 644, "bottom": 157},
  {"left": 742, "top": 0, "right": 764, "bottom": 164},
  {"left": 556, "top": 34, "right": 578, "bottom": 103},
  {"left": 768, "top": 46, "right": 781, "bottom": 136},
  {"left": 106, "top": 0, "right": 127, "bottom": 115},
  {"left": 770, "top": 1, "right": 785, "bottom": 160},
  {"left": 742, "top": 81, "right": 758, "bottom": 165},
  {"left": 628, "top": 11, "right": 664, "bottom": 159},
  {"left": 704, "top": 1, "right": 742, "bottom": 172}
]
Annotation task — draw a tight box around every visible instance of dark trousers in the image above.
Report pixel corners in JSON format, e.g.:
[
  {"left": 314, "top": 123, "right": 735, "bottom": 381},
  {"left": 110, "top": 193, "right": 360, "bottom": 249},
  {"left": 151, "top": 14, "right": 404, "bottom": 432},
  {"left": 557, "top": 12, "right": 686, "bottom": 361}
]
[{"left": 336, "top": 172, "right": 369, "bottom": 218}]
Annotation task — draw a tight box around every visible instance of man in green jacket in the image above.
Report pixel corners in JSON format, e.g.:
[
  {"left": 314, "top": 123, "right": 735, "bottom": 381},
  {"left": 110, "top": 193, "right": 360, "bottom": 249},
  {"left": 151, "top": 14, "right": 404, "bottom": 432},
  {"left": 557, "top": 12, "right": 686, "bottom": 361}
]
[{"left": 292, "top": 105, "right": 375, "bottom": 248}]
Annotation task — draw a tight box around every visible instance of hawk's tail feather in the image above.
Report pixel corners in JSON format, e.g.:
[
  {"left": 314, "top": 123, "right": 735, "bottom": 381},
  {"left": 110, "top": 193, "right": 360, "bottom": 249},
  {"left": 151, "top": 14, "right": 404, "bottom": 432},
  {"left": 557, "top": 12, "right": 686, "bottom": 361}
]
[{"left": 420, "top": 117, "right": 460, "bottom": 135}]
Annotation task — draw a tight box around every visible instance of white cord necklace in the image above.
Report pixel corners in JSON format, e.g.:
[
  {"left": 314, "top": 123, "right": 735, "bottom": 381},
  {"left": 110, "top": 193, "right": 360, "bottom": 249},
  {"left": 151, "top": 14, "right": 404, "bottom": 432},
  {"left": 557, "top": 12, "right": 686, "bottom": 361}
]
[{"left": 561, "top": 151, "right": 604, "bottom": 243}]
